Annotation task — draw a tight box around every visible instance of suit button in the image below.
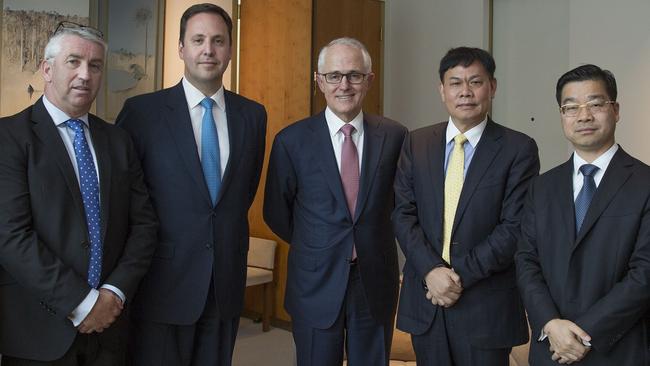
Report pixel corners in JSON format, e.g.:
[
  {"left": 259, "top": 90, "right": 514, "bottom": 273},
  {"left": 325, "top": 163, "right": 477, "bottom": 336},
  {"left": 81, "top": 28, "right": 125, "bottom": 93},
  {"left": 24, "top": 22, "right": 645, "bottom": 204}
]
[
  {"left": 81, "top": 241, "right": 89, "bottom": 249},
  {"left": 211, "top": 212, "right": 217, "bottom": 218},
  {"left": 205, "top": 243, "right": 213, "bottom": 249},
  {"left": 451, "top": 241, "right": 459, "bottom": 246}
]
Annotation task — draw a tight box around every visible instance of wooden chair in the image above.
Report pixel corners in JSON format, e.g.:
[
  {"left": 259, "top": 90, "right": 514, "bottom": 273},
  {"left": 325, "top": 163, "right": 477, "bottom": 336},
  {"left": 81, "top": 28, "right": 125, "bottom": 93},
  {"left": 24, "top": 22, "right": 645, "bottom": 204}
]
[{"left": 246, "top": 237, "right": 277, "bottom": 331}]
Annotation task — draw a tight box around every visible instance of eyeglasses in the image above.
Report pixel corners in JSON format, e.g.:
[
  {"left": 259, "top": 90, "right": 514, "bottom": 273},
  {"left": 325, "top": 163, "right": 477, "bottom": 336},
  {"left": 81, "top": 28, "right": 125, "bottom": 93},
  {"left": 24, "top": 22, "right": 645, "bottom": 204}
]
[
  {"left": 54, "top": 21, "right": 104, "bottom": 39},
  {"left": 317, "top": 72, "right": 368, "bottom": 84},
  {"left": 560, "top": 100, "right": 616, "bottom": 117}
]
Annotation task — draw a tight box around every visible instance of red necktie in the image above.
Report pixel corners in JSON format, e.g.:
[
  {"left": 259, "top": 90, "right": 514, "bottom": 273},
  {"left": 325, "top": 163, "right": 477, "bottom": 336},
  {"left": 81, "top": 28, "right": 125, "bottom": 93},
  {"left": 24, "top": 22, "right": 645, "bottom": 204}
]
[{"left": 340, "top": 123, "right": 359, "bottom": 260}]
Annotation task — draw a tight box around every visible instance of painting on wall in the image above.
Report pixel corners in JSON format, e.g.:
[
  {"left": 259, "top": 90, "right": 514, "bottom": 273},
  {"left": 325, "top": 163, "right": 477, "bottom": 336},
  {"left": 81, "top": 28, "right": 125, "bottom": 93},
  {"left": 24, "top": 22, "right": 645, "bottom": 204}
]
[
  {"left": 0, "top": 0, "right": 91, "bottom": 117},
  {"left": 97, "top": 0, "right": 164, "bottom": 122}
]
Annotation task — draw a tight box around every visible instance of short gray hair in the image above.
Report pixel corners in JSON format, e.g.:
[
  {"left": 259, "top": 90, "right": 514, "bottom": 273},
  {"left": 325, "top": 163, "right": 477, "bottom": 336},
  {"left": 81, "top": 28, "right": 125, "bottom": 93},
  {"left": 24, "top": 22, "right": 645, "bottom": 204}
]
[
  {"left": 317, "top": 37, "right": 372, "bottom": 73},
  {"left": 44, "top": 27, "right": 107, "bottom": 64}
]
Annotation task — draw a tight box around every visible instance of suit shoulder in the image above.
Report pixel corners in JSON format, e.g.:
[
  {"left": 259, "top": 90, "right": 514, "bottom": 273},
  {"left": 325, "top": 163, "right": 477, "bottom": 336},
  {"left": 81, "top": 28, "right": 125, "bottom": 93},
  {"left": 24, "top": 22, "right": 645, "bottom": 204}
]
[
  {"left": 275, "top": 115, "right": 315, "bottom": 139},
  {"left": 491, "top": 120, "right": 535, "bottom": 142},
  {"left": 123, "top": 87, "right": 170, "bottom": 107},
  {"left": 225, "top": 90, "right": 264, "bottom": 110}
]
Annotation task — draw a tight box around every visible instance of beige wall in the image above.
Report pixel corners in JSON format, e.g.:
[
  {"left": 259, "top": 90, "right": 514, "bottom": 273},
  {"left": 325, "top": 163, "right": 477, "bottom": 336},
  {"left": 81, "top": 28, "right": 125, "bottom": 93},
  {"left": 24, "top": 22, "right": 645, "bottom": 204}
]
[{"left": 163, "top": 0, "right": 233, "bottom": 89}]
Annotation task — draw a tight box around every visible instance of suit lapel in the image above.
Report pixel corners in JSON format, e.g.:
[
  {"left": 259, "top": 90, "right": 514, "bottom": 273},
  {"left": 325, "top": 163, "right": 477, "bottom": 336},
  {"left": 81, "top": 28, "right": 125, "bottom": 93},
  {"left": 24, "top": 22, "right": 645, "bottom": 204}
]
[
  {"left": 30, "top": 99, "right": 86, "bottom": 223},
  {"left": 555, "top": 159, "right": 576, "bottom": 242},
  {"left": 354, "top": 116, "right": 385, "bottom": 221},
  {"left": 163, "top": 83, "right": 212, "bottom": 205},
  {"left": 311, "top": 113, "right": 349, "bottom": 218},
  {"left": 427, "top": 123, "right": 447, "bottom": 245},
  {"left": 88, "top": 116, "right": 112, "bottom": 242},
  {"left": 573, "top": 148, "right": 635, "bottom": 248},
  {"left": 217, "top": 91, "right": 246, "bottom": 205},
  {"left": 452, "top": 120, "right": 502, "bottom": 233}
]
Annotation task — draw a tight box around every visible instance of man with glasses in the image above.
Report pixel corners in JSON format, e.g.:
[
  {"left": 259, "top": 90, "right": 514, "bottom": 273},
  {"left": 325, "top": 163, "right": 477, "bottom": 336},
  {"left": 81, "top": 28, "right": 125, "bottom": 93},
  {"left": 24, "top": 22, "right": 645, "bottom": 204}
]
[
  {"left": 517, "top": 64, "right": 650, "bottom": 365},
  {"left": 264, "top": 37, "right": 407, "bottom": 365},
  {"left": 116, "top": 3, "right": 266, "bottom": 365},
  {"left": 393, "top": 47, "right": 539, "bottom": 366},
  {"left": 0, "top": 22, "right": 158, "bottom": 365}
]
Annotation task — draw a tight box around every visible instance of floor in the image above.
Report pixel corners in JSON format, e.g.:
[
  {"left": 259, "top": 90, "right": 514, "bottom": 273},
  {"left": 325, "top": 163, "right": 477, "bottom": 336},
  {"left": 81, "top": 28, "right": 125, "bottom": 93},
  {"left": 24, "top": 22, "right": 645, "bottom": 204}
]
[{"left": 233, "top": 318, "right": 295, "bottom": 366}]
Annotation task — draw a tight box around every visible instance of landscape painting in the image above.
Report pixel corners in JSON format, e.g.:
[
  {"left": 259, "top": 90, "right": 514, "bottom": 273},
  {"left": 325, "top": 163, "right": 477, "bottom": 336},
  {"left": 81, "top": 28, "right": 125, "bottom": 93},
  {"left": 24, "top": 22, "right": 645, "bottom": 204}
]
[{"left": 0, "top": 0, "right": 90, "bottom": 117}]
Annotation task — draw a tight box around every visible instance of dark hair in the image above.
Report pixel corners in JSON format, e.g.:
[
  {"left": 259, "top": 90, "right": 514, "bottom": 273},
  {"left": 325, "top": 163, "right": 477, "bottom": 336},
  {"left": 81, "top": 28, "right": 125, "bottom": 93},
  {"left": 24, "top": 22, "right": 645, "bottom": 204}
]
[
  {"left": 555, "top": 64, "right": 617, "bottom": 105},
  {"left": 179, "top": 3, "right": 233, "bottom": 45},
  {"left": 438, "top": 47, "right": 495, "bottom": 81}
]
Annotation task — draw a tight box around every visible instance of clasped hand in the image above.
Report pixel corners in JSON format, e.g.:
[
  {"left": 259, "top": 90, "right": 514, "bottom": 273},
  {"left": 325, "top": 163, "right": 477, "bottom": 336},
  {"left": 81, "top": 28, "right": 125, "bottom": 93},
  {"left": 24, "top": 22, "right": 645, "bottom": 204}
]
[
  {"left": 77, "top": 288, "right": 124, "bottom": 334},
  {"left": 544, "top": 318, "right": 591, "bottom": 364},
  {"left": 424, "top": 267, "right": 463, "bottom": 307}
]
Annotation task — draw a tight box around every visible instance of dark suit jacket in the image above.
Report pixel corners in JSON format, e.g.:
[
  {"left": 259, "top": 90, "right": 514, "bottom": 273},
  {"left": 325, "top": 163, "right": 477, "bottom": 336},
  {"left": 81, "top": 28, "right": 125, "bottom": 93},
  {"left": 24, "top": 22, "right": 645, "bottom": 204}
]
[
  {"left": 263, "top": 112, "right": 407, "bottom": 328},
  {"left": 516, "top": 148, "right": 650, "bottom": 365},
  {"left": 0, "top": 98, "right": 158, "bottom": 361},
  {"left": 393, "top": 119, "right": 539, "bottom": 348},
  {"left": 116, "top": 82, "right": 266, "bottom": 324}
]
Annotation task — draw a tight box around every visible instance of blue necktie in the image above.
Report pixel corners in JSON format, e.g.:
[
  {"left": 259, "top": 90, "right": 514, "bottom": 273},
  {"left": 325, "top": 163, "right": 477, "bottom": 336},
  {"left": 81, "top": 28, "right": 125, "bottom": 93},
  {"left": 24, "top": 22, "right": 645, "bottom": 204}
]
[
  {"left": 66, "top": 119, "right": 102, "bottom": 289},
  {"left": 200, "top": 98, "right": 221, "bottom": 206},
  {"left": 575, "top": 164, "right": 599, "bottom": 232}
]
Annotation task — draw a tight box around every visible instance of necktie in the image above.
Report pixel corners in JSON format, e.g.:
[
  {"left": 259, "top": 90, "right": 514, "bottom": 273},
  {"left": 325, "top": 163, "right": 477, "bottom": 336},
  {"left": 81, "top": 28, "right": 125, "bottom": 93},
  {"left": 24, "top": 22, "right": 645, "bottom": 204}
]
[
  {"left": 442, "top": 134, "right": 468, "bottom": 264},
  {"left": 200, "top": 98, "right": 221, "bottom": 206},
  {"left": 340, "top": 123, "right": 359, "bottom": 260},
  {"left": 66, "top": 119, "right": 102, "bottom": 288},
  {"left": 575, "top": 164, "right": 599, "bottom": 232}
]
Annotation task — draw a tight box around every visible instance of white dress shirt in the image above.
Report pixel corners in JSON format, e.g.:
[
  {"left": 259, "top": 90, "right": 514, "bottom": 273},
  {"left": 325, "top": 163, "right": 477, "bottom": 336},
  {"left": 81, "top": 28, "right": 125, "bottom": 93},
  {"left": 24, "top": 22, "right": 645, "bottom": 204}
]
[
  {"left": 325, "top": 107, "right": 364, "bottom": 173},
  {"left": 572, "top": 143, "right": 619, "bottom": 200},
  {"left": 43, "top": 96, "right": 125, "bottom": 326},
  {"left": 182, "top": 78, "right": 229, "bottom": 177}
]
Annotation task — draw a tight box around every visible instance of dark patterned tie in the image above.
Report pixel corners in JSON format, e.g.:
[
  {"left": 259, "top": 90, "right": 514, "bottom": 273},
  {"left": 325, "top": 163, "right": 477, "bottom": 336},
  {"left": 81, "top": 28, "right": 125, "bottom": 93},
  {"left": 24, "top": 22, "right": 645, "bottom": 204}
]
[
  {"left": 200, "top": 98, "right": 221, "bottom": 206},
  {"left": 66, "top": 119, "right": 102, "bottom": 288},
  {"left": 340, "top": 123, "right": 359, "bottom": 260},
  {"left": 575, "top": 164, "right": 599, "bottom": 232}
]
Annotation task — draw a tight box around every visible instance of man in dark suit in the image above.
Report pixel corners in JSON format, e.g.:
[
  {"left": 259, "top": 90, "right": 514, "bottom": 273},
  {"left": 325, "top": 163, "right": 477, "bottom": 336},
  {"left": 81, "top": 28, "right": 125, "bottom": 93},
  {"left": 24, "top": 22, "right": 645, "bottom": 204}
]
[
  {"left": 393, "top": 47, "right": 539, "bottom": 366},
  {"left": 116, "top": 4, "right": 266, "bottom": 366},
  {"left": 264, "top": 37, "right": 407, "bottom": 365},
  {"left": 516, "top": 64, "right": 650, "bottom": 366},
  {"left": 0, "top": 23, "right": 158, "bottom": 365}
]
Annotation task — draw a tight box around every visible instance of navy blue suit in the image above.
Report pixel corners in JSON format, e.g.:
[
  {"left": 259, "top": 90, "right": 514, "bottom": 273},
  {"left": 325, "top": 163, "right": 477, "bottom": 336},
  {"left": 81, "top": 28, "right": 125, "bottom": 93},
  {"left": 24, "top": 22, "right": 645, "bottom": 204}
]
[
  {"left": 394, "top": 120, "right": 539, "bottom": 365},
  {"left": 264, "top": 112, "right": 406, "bottom": 365},
  {"left": 116, "top": 82, "right": 266, "bottom": 364},
  {"left": 517, "top": 148, "right": 650, "bottom": 365}
]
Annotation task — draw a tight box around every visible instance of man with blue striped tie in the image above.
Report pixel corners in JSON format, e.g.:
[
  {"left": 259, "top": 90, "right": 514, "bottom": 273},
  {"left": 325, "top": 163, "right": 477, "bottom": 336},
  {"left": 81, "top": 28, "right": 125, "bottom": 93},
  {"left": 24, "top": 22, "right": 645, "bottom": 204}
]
[
  {"left": 0, "top": 22, "right": 158, "bottom": 365},
  {"left": 517, "top": 64, "right": 650, "bottom": 365}
]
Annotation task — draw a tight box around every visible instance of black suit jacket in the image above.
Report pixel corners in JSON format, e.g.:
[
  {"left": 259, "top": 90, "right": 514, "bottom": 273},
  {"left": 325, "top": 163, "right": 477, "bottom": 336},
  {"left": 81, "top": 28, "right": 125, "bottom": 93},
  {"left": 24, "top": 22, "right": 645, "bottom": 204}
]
[
  {"left": 116, "top": 82, "right": 266, "bottom": 324},
  {"left": 264, "top": 112, "right": 407, "bottom": 328},
  {"left": 517, "top": 148, "right": 650, "bottom": 365},
  {"left": 393, "top": 119, "right": 539, "bottom": 348},
  {"left": 0, "top": 98, "right": 158, "bottom": 361}
]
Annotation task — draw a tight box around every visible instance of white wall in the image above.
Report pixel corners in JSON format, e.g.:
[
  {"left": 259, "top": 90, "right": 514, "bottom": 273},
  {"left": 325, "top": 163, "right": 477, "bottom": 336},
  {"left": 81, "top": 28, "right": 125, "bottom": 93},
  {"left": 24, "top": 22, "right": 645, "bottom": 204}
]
[
  {"left": 384, "top": 0, "right": 490, "bottom": 130},
  {"left": 385, "top": 0, "right": 650, "bottom": 168}
]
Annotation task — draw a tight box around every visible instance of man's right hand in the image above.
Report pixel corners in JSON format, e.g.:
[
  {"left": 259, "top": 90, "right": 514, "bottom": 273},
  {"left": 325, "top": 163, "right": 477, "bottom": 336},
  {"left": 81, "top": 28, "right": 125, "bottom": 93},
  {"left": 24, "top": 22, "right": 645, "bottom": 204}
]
[
  {"left": 543, "top": 318, "right": 591, "bottom": 364},
  {"left": 77, "top": 288, "right": 123, "bottom": 334},
  {"left": 424, "top": 267, "right": 463, "bottom": 307}
]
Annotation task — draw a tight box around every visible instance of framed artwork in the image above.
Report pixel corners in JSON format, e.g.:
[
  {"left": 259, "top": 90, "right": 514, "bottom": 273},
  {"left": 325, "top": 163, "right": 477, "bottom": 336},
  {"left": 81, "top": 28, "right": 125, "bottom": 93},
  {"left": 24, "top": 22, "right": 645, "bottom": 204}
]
[
  {"left": 95, "top": 0, "right": 164, "bottom": 122},
  {"left": 0, "top": 0, "right": 164, "bottom": 121},
  {"left": 0, "top": 0, "right": 92, "bottom": 117}
]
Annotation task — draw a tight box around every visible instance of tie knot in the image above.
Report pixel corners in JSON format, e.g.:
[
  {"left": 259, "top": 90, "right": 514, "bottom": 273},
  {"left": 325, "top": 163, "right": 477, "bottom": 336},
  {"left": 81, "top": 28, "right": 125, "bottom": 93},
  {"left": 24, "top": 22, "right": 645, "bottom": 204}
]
[
  {"left": 579, "top": 164, "right": 599, "bottom": 177},
  {"left": 65, "top": 119, "right": 84, "bottom": 133},
  {"left": 454, "top": 133, "right": 468, "bottom": 146},
  {"left": 200, "top": 97, "right": 215, "bottom": 110},
  {"left": 340, "top": 123, "right": 356, "bottom": 137}
]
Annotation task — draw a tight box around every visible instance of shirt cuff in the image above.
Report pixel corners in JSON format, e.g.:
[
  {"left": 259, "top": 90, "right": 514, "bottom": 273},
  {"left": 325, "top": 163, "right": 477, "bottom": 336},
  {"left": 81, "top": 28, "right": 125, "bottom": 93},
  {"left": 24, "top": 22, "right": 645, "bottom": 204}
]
[
  {"left": 101, "top": 284, "right": 126, "bottom": 304},
  {"left": 539, "top": 329, "right": 591, "bottom": 347},
  {"left": 68, "top": 289, "right": 99, "bottom": 327}
]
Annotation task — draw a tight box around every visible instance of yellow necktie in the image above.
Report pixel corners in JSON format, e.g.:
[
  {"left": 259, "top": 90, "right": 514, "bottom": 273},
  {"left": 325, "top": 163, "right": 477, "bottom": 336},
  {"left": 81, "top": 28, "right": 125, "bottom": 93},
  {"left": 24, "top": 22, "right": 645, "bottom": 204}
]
[{"left": 442, "top": 134, "right": 468, "bottom": 264}]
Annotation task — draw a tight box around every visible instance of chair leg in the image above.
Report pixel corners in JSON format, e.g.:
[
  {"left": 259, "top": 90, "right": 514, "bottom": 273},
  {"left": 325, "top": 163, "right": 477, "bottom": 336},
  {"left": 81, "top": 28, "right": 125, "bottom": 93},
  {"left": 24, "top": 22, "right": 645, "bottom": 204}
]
[{"left": 262, "top": 282, "right": 272, "bottom": 332}]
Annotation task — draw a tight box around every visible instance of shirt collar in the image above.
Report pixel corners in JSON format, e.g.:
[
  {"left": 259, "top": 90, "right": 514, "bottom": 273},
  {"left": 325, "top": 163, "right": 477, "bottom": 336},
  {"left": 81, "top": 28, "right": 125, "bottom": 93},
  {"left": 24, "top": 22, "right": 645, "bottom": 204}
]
[
  {"left": 325, "top": 107, "right": 364, "bottom": 138},
  {"left": 573, "top": 143, "right": 619, "bottom": 177},
  {"left": 182, "top": 77, "right": 226, "bottom": 111},
  {"left": 43, "top": 96, "right": 90, "bottom": 127},
  {"left": 445, "top": 116, "right": 488, "bottom": 148}
]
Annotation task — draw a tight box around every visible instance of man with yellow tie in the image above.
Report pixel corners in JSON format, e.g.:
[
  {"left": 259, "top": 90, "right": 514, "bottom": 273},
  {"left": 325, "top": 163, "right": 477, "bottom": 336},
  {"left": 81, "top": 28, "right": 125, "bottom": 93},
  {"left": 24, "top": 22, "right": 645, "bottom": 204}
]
[{"left": 393, "top": 47, "right": 540, "bottom": 366}]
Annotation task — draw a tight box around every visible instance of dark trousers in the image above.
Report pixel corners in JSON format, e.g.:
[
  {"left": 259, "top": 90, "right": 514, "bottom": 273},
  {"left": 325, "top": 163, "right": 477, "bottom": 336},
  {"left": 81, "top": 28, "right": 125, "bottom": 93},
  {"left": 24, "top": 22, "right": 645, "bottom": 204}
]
[
  {"left": 292, "top": 264, "right": 394, "bottom": 366},
  {"left": 2, "top": 333, "right": 123, "bottom": 366},
  {"left": 411, "top": 308, "right": 510, "bottom": 366},
  {"left": 129, "top": 280, "right": 239, "bottom": 366}
]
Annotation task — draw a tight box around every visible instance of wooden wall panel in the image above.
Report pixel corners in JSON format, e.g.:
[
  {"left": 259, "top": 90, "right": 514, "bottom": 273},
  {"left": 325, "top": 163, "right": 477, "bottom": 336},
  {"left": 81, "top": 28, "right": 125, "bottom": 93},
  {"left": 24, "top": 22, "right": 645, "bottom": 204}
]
[
  {"left": 311, "top": 0, "right": 384, "bottom": 115},
  {"left": 239, "top": 0, "right": 312, "bottom": 323}
]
